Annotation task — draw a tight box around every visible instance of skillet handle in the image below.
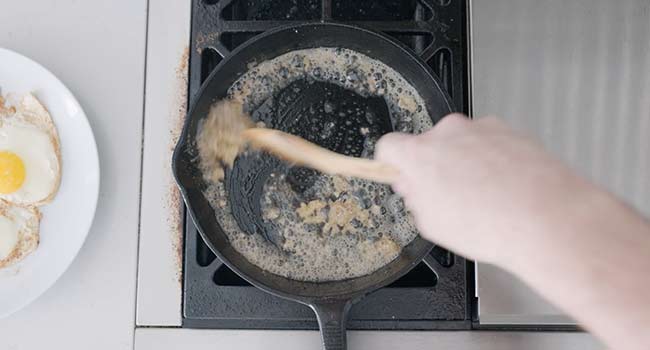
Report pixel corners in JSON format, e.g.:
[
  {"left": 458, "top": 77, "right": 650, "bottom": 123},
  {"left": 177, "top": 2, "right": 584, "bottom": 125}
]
[{"left": 310, "top": 300, "right": 352, "bottom": 350}]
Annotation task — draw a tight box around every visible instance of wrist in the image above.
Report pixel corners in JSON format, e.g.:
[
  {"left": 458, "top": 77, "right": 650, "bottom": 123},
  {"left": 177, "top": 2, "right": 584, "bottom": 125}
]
[{"left": 499, "top": 179, "right": 612, "bottom": 275}]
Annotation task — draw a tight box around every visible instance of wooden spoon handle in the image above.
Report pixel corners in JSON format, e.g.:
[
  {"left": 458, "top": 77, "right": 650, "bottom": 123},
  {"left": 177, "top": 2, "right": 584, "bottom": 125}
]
[{"left": 242, "top": 128, "right": 399, "bottom": 184}]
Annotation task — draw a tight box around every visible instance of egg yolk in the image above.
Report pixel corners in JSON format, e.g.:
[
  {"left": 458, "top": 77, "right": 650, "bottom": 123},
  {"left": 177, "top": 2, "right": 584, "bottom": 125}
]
[{"left": 0, "top": 151, "right": 26, "bottom": 194}]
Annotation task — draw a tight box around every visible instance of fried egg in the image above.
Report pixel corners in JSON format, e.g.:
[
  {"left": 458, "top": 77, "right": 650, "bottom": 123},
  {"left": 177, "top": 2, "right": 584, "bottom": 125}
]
[
  {"left": 0, "top": 201, "right": 40, "bottom": 268},
  {"left": 0, "top": 94, "right": 61, "bottom": 206}
]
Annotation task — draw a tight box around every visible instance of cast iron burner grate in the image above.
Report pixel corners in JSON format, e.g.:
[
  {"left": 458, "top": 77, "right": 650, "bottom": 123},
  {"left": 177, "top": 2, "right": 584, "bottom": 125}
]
[{"left": 183, "top": 0, "right": 472, "bottom": 330}]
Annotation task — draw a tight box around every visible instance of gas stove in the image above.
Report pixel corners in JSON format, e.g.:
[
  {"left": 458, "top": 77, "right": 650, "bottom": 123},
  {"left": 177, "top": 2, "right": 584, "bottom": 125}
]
[
  {"left": 182, "top": 0, "right": 473, "bottom": 330},
  {"left": 135, "top": 1, "right": 649, "bottom": 348}
]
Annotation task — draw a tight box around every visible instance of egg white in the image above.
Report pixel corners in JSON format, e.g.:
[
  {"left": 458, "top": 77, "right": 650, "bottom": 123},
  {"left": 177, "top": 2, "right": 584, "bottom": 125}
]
[
  {"left": 0, "top": 214, "right": 19, "bottom": 260},
  {"left": 0, "top": 117, "right": 60, "bottom": 205},
  {"left": 0, "top": 202, "right": 40, "bottom": 267}
]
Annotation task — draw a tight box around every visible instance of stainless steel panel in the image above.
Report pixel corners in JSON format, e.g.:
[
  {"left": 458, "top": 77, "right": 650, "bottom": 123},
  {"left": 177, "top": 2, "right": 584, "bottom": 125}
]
[
  {"left": 477, "top": 264, "right": 575, "bottom": 325},
  {"left": 471, "top": 0, "right": 650, "bottom": 324}
]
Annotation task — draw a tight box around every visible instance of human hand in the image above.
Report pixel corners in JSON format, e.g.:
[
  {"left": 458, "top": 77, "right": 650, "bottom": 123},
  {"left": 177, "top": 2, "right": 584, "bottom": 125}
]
[
  {"left": 376, "top": 114, "right": 650, "bottom": 350},
  {"left": 375, "top": 114, "right": 594, "bottom": 266}
]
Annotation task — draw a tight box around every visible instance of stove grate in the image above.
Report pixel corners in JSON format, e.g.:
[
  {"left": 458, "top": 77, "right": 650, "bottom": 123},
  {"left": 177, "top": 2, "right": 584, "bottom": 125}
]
[{"left": 183, "top": 0, "right": 472, "bottom": 330}]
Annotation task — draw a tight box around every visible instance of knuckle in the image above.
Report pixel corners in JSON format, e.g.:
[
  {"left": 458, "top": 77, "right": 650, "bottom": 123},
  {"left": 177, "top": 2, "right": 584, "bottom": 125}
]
[
  {"left": 435, "top": 113, "right": 470, "bottom": 132},
  {"left": 375, "top": 133, "right": 411, "bottom": 158}
]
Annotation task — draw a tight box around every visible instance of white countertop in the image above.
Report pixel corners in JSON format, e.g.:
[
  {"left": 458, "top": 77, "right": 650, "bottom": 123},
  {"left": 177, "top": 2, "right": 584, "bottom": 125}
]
[{"left": 0, "top": 1, "right": 146, "bottom": 349}]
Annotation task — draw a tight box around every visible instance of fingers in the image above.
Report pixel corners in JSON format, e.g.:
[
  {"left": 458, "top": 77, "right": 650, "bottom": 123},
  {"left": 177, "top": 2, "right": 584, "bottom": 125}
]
[
  {"left": 375, "top": 132, "right": 415, "bottom": 165},
  {"left": 375, "top": 113, "right": 470, "bottom": 163},
  {"left": 374, "top": 113, "right": 474, "bottom": 195},
  {"left": 375, "top": 132, "right": 418, "bottom": 194},
  {"left": 435, "top": 113, "right": 509, "bottom": 133},
  {"left": 433, "top": 113, "right": 471, "bottom": 134},
  {"left": 439, "top": 113, "right": 470, "bottom": 124}
]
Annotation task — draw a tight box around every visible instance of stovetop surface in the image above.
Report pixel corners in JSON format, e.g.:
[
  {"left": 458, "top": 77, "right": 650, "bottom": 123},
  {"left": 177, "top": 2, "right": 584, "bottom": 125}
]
[{"left": 183, "top": 0, "right": 472, "bottom": 330}]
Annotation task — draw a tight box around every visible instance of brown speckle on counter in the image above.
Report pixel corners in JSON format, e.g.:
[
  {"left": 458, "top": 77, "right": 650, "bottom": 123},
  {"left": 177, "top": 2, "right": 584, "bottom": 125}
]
[{"left": 166, "top": 46, "right": 189, "bottom": 284}]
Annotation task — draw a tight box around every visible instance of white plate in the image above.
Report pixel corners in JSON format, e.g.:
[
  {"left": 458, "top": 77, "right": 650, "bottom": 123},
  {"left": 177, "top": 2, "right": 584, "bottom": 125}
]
[{"left": 0, "top": 48, "right": 100, "bottom": 318}]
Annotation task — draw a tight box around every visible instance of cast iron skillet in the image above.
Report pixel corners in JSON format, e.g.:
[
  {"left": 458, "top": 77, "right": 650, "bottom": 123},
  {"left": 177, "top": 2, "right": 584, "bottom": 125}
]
[{"left": 173, "top": 23, "right": 453, "bottom": 350}]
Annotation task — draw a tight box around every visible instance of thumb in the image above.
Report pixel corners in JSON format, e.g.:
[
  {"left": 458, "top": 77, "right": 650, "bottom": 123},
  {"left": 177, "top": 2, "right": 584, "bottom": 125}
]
[
  {"left": 375, "top": 132, "right": 416, "bottom": 166},
  {"left": 375, "top": 132, "right": 417, "bottom": 194}
]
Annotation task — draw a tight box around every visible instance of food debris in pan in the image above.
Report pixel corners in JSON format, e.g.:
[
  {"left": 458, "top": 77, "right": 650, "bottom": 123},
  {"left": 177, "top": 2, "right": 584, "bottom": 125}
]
[{"left": 197, "top": 100, "right": 253, "bottom": 182}]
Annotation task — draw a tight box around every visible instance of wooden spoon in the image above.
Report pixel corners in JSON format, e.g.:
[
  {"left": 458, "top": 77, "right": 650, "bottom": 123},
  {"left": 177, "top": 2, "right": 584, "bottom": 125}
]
[{"left": 242, "top": 128, "right": 399, "bottom": 184}]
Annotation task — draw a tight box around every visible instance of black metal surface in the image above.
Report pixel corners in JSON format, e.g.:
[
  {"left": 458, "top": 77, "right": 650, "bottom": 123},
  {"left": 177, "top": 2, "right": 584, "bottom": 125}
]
[
  {"left": 226, "top": 79, "right": 394, "bottom": 248},
  {"left": 183, "top": 0, "right": 471, "bottom": 330},
  {"left": 185, "top": 223, "right": 470, "bottom": 330}
]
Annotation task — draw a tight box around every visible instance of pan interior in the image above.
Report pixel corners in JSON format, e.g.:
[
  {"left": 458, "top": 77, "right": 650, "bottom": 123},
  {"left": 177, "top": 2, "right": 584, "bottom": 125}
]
[
  {"left": 174, "top": 23, "right": 451, "bottom": 299},
  {"left": 227, "top": 79, "right": 393, "bottom": 247},
  {"left": 201, "top": 47, "right": 433, "bottom": 283}
]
